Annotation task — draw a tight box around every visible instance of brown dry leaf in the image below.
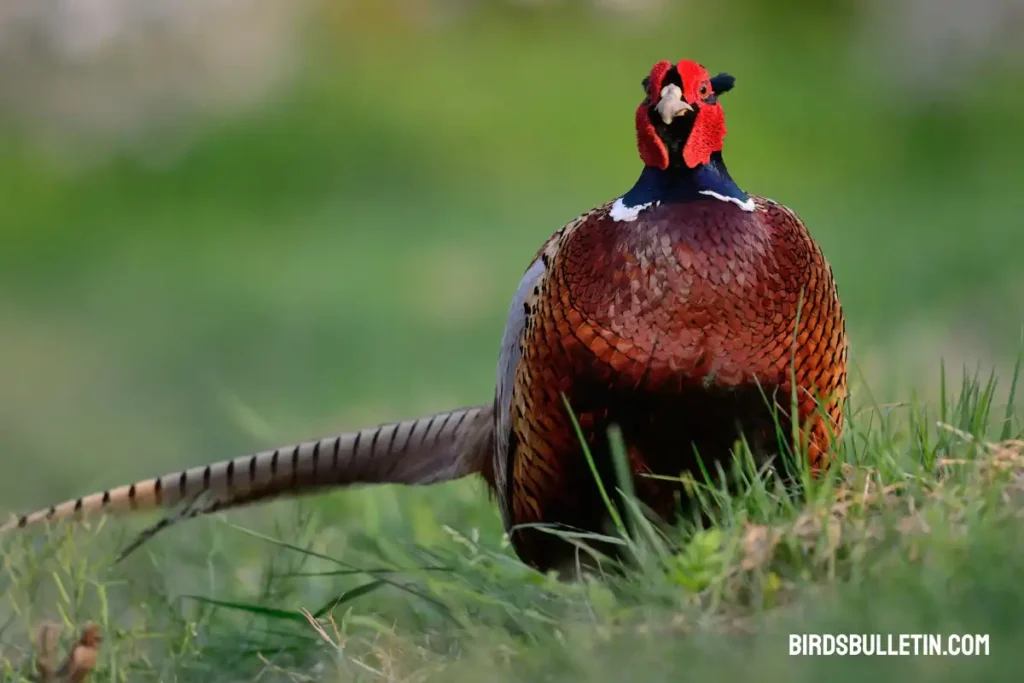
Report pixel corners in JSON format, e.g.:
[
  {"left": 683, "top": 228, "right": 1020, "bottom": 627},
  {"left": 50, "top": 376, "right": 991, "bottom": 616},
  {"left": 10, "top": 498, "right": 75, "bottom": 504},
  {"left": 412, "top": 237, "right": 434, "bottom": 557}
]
[
  {"left": 33, "top": 622, "right": 61, "bottom": 681},
  {"left": 863, "top": 516, "right": 886, "bottom": 541},
  {"left": 790, "top": 508, "right": 843, "bottom": 556},
  {"left": 830, "top": 498, "right": 854, "bottom": 520},
  {"left": 716, "top": 615, "right": 754, "bottom": 636},
  {"left": 840, "top": 462, "right": 858, "bottom": 480},
  {"left": 740, "top": 522, "right": 781, "bottom": 572},
  {"left": 791, "top": 510, "right": 821, "bottom": 547},
  {"left": 938, "top": 458, "right": 970, "bottom": 468},
  {"left": 990, "top": 441, "right": 1023, "bottom": 470},
  {"left": 669, "top": 613, "right": 691, "bottom": 634},
  {"left": 831, "top": 471, "right": 902, "bottom": 510},
  {"left": 996, "top": 439, "right": 1024, "bottom": 454},
  {"left": 35, "top": 623, "right": 102, "bottom": 683},
  {"left": 897, "top": 512, "right": 931, "bottom": 536}
]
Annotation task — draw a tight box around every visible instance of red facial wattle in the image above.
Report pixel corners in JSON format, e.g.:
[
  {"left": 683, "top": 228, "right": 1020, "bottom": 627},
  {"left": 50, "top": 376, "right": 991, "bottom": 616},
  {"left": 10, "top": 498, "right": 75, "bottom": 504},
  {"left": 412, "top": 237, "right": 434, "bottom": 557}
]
[
  {"left": 635, "top": 101, "right": 669, "bottom": 169},
  {"left": 682, "top": 94, "right": 725, "bottom": 168},
  {"left": 635, "top": 60, "right": 674, "bottom": 169},
  {"left": 635, "top": 59, "right": 728, "bottom": 170}
]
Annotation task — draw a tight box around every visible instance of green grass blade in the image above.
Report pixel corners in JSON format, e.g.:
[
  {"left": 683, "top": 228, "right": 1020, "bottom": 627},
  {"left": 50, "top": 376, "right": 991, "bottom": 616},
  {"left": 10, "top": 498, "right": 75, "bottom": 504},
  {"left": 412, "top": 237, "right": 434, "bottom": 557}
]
[
  {"left": 311, "top": 579, "right": 388, "bottom": 618},
  {"left": 221, "top": 521, "right": 460, "bottom": 624},
  {"left": 561, "top": 393, "right": 625, "bottom": 535},
  {"left": 1000, "top": 342, "right": 1023, "bottom": 441},
  {"left": 181, "top": 596, "right": 308, "bottom": 623}
]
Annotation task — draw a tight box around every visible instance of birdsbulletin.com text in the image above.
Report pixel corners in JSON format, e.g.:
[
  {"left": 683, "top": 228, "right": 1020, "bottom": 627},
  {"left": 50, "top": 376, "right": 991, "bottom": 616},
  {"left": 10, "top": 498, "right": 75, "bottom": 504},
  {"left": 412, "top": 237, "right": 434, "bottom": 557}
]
[{"left": 789, "top": 633, "right": 989, "bottom": 656}]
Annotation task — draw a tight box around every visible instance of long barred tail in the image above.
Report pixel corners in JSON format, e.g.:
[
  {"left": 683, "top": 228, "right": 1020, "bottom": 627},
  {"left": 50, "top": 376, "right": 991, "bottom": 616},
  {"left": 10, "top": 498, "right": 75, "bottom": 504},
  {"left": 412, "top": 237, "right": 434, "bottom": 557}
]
[{"left": 1, "top": 404, "right": 494, "bottom": 557}]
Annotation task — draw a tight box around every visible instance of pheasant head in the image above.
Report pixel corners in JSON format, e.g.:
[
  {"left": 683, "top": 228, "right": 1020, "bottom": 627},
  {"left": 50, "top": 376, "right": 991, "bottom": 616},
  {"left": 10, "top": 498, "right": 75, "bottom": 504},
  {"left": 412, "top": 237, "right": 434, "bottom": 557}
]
[{"left": 635, "top": 59, "right": 736, "bottom": 170}]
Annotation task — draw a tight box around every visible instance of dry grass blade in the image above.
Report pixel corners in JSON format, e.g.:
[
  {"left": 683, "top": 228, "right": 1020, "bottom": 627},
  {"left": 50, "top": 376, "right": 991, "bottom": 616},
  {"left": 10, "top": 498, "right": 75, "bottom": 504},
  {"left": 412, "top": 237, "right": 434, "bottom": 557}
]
[{"left": 300, "top": 608, "right": 339, "bottom": 650}]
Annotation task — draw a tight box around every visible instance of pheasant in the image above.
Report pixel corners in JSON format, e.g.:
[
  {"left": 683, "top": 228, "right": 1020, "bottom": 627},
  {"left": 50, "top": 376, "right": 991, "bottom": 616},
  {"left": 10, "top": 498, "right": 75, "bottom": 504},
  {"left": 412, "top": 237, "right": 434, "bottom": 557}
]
[{"left": 1, "top": 59, "right": 848, "bottom": 574}]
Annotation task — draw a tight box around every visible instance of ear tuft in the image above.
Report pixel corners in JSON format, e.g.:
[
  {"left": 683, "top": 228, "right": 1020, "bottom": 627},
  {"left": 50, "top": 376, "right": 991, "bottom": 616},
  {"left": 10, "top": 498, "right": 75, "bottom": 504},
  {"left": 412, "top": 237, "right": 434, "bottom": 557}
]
[{"left": 710, "top": 73, "right": 735, "bottom": 96}]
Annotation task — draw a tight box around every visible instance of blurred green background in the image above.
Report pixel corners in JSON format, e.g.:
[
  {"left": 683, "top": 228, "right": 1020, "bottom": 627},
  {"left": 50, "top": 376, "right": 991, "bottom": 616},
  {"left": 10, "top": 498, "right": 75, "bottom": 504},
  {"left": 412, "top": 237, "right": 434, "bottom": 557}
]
[{"left": 0, "top": 0, "right": 1021, "bottom": 524}]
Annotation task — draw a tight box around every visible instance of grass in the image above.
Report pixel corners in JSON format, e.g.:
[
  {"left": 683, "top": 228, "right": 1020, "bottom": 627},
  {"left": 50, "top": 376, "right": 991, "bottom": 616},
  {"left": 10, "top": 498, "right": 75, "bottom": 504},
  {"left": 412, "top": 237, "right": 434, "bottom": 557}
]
[{"left": 1, "top": 359, "right": 1022, "bottom": 682}]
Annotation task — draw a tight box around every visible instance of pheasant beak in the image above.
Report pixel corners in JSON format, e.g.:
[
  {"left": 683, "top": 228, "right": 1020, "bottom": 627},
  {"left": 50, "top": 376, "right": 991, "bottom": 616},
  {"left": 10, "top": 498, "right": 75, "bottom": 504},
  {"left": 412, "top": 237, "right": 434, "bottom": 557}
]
[{"left": 655, "top": 84, "right": 694, "bottom": 125}]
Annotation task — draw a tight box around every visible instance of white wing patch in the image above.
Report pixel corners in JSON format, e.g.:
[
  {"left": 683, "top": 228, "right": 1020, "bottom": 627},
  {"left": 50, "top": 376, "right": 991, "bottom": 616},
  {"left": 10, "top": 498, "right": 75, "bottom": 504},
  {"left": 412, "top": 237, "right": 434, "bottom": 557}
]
[
  {"left": 610, "top": 197, "right": 659, "bottom": 222},
  {"left": 493, "top": 256, "right": 546, "bottom": 529},
  {"left": 699, "top": 190, "right": 756, "bottom": 212}
]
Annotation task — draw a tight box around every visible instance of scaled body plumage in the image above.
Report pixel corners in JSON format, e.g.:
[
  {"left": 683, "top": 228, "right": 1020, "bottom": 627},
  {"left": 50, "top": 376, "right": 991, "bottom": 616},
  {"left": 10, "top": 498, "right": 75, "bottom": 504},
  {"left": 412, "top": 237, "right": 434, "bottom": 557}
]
[
  {"left": 489, "top": 188, "right": 846, "bottom": 570},
  {"left": 2, "top": 58, "right": 848, "bottom": 575}
]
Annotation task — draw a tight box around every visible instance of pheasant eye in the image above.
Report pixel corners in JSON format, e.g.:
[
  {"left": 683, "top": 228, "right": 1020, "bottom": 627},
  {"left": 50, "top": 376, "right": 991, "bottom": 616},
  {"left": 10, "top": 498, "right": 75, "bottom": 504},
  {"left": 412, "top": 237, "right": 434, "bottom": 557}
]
[{"left": 699, "top": 82, "right": 710, "bottom": 99}]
